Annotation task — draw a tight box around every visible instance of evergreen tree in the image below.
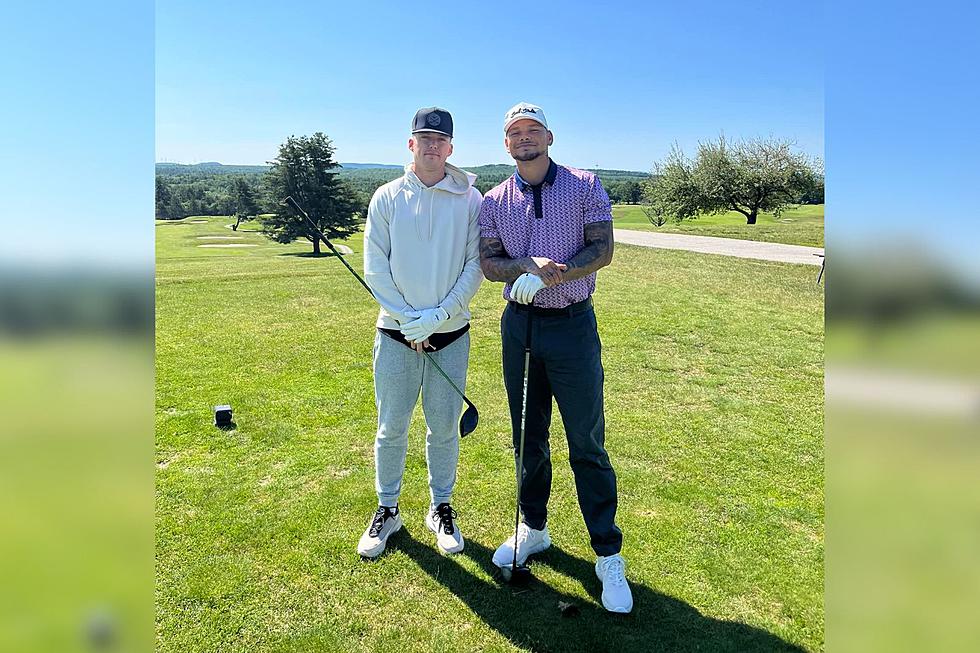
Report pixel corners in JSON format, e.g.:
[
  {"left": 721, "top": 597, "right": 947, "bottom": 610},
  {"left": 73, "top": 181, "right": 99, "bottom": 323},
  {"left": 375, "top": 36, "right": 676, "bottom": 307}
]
[
  {"left": 230, "top": 176, "right": 259, "bottom": 231},
  {"left": 262, "top": 133, "right": 364, "bottom": 254}
]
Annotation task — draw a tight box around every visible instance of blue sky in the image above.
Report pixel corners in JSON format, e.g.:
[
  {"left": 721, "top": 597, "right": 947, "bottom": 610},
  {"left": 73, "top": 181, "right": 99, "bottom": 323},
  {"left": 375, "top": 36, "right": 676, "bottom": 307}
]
[
  {"left": 2, "top": 1, "right": 977, "bottom": 276},
  {"left": 0, "top": 1, "right": 153, "bottom": 266},
  {"left": 156, "top": 1, "right": 824, "bottom": 170},
  {"left": 825, "top": 1, "right": 979, "bottom": 278}
]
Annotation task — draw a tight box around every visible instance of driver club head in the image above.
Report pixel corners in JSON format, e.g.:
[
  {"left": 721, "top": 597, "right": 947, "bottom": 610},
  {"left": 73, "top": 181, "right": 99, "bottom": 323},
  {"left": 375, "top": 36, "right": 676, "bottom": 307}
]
[
  {"left": 499, "top": 563, "right": 533, "bottom": 586},
  {"left": 459, "top": 404, "right": 479, "bottom": 438}
]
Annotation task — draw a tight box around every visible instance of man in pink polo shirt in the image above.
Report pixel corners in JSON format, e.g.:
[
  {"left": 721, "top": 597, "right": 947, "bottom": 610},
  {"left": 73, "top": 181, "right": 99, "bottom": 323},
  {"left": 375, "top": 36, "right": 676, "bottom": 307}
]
[{"left": 478, "top": 102, "right": 632, "bottom": 613}]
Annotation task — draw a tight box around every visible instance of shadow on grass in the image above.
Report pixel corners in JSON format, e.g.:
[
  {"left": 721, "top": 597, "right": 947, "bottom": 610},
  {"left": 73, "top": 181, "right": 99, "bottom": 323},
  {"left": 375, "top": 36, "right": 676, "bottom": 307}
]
[{"left": 388, "top": 528, "right": 806, "bottom": 653}]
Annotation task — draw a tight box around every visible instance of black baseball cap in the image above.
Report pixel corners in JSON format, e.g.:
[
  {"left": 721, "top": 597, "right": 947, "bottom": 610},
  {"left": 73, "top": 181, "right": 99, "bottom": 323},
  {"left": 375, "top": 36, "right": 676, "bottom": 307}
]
[{"left": 412, "top": 107, "right": 453, "bottom": 137}]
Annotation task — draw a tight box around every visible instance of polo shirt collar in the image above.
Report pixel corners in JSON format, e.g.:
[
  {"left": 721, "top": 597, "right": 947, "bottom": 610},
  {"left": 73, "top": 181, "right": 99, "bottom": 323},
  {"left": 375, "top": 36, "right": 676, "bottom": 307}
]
[{"left": 515, "top": 158, "right": 558, "bottom": 191}]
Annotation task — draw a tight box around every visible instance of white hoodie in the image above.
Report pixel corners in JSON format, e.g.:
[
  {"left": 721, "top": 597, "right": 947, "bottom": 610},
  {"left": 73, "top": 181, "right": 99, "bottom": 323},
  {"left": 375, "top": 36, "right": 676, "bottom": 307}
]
[{"left": 363, "top": 163, "right": 483, "bottom": 332}]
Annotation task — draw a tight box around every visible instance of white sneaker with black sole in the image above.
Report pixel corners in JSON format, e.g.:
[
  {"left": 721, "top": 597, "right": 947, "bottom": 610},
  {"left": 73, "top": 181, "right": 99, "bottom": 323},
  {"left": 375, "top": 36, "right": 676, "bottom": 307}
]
[
  {"left": 357, "top": 505, "right": 402, "bottom": 558},
  {"left": 596, "top": 553, "right": 633, "bottom": 613},
  {"left": 492, "top": 522, "right": 551, "bottom": 568},
  {"left": 426, "top": 503, "right": 464, "bottom": 554}
]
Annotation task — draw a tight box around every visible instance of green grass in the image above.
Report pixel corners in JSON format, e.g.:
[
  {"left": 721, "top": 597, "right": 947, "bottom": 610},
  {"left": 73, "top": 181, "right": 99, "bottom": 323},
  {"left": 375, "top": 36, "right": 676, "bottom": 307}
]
[
  {"left": 156, "top": 216, "right": 824, "bottom": 652},
  {"left": 2, "top": 338, "right": 153, "bottom": 653},
  {"left": 612, "top": 204, "right": 824, "bottom": 247},
  {"left": 827, "top": 410, "right": 980, "bottom": 652},
  {"left": 826, "top": 313, "right": 980, "bottom": 381}
]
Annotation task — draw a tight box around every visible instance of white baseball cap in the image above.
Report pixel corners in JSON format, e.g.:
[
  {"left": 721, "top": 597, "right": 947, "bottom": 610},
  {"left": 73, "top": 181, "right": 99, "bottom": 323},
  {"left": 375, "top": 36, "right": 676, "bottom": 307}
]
[{"left": 503, "top": 102, "right": 548, "bottom": 133}]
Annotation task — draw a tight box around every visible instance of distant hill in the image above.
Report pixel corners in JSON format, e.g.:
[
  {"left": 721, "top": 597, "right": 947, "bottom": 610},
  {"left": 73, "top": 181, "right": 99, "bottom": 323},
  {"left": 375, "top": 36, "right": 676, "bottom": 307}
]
[
  {"left": 463, "top": 164, "right": 647, "bottom": 181},
  {"left": 156, "top": 163, "right": 270, "bottom": 176},
  {"left": 155, "top": 162, "right": 402, "bottom": 176},
  {"left": 155, "top": 161, "right": 647, "bottom": 180},
  {"left": 330, "top": 164, "right": 649, "bottom": 196},
  {"left": 339, "top": 163, "right": 402, "bottom": 170},
  {"left": 155, "top": 162, "right": 651, "bottom": 219}
]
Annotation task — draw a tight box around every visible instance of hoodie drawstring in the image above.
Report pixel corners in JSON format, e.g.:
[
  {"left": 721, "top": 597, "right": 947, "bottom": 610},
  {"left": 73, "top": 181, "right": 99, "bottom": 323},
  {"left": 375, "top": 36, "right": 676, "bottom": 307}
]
[
  {"left": 414, "top": 186, "right": 423, "bottom": 241},
  {"left": 428, "top": 188, "right": 434, "bottom": 241},
  {"left": 411, "top": 182, "right": 440, "bottom": 241}
]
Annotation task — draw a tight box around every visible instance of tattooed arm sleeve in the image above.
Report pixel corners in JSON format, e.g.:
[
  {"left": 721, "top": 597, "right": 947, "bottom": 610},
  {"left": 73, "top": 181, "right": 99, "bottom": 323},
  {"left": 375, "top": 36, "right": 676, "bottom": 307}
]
[
  {"left": 479, "top": 236, "right": 531, "bottom": 284},
  {"left": 561, "top": 221, "right": 614, "bottom": 282}
]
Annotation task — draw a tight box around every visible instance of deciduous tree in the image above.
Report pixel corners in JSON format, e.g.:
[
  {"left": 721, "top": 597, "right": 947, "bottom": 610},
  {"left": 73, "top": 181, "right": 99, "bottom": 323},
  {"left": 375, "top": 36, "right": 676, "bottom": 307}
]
[{"left": 645, "top": 137, "right": 820, "bottom": 224}]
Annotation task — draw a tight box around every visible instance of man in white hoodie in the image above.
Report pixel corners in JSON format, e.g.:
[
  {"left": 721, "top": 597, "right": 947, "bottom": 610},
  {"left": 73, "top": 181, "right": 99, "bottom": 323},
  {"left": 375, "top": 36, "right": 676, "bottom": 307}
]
[{"left": 356, "top": 107, "right": 483, "bottom": 558}]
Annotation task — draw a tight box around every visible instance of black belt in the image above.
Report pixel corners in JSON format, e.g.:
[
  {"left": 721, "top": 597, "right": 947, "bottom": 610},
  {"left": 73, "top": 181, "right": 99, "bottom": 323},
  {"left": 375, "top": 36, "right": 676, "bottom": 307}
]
[
  {"left": 508, "top": 297, "right": 592, "bottom": 317},
  {"left": 379, "top": 323, "right": 469, "bottom": 352}
]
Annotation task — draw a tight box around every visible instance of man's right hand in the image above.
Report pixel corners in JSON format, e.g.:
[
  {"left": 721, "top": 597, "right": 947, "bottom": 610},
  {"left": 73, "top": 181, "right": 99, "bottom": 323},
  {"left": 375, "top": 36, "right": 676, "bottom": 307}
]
[
  {"left": 527, "top": 256, "right": 567, "bottom": 287},
  {"left": 399, "top": 310, "right": 429, "bottom": 353},
  {"left": 408, "top": 338, "right": 432, "bottom": 354}
]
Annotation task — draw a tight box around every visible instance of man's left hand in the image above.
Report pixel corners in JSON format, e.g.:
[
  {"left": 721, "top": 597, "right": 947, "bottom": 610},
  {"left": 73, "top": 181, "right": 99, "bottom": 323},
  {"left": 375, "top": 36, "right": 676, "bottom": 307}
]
[{"left": 511, "top": 273, "right": 546, "bottom": 304}]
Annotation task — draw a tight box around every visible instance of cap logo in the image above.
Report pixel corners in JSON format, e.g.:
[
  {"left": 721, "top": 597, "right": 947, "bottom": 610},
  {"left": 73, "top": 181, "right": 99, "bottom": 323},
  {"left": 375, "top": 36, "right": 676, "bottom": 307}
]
[
  {"left": 508, "top": 106, "right": 538, "bottom": 118},
  {"left": 426, "top": 113, "right": 442, "bottom": 126}
]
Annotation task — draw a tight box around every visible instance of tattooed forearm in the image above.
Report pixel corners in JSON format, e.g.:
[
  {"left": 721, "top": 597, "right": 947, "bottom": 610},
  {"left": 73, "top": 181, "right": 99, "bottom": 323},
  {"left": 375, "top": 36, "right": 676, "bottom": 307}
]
[
  {"left": 479, "top": 237, "right": 531, "bottom": 283},
  {"left": 562, "top": 222, "right": 614, "bottom": 281}
]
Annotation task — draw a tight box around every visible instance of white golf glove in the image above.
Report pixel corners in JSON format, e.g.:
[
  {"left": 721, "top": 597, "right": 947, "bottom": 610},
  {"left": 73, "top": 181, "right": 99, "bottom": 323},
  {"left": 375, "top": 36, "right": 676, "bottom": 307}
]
[
  {"left": 400, "top": 307, "right": 449, "bottom": 342},
  {"left": 511, "top": 273, "right": 546, "bottom": 305}
]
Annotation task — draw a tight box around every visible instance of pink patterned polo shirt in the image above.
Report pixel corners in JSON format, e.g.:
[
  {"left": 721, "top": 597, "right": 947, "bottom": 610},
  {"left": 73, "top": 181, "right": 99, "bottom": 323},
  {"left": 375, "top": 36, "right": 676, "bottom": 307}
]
[{"left": 479, "top": 160, "right": 612, "bottom": 308}]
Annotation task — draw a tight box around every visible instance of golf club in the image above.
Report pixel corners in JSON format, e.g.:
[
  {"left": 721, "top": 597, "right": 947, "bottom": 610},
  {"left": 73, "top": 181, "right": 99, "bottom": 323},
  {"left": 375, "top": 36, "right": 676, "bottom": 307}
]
[
  {"left": 282, "top": 195, "right": 479, "bottom": 438},
  {"left": 500, "top": 312, "right": 533, "bottom": 586}
]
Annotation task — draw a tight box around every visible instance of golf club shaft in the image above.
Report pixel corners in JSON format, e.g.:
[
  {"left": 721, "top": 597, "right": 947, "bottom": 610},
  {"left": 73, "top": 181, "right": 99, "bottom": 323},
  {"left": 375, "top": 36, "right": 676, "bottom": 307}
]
[
  {"left": 418, "top": 348, "right": 474, "bottom": 411},
  {"left": 283, "top": 195, "right": 372, "bottom": 295},
  {"left": 283, "top": 195, "right": 474, "bottom": 407},
  {"left": 512, "top": 314, "right": 532, "bottom": 569}
]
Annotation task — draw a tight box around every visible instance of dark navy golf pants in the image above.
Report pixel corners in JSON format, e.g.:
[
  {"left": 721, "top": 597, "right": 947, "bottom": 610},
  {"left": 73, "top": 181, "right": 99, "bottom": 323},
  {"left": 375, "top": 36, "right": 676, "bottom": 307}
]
[{"left": 501, "top": 299, "right": 623, "bottom": 556}]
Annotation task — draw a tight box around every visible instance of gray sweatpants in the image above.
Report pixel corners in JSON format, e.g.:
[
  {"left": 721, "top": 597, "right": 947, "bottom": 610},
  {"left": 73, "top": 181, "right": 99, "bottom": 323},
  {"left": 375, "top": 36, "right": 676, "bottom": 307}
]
[{"left": 372, "top": 330, "right": 469, "bottom": 507}]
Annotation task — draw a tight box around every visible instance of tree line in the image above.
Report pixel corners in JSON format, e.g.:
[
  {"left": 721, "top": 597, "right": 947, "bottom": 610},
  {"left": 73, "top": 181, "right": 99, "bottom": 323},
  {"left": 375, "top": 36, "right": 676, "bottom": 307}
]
[
  {"left": 156, "top": 132, "right": 823, "bottom": 253},
  {"left": 156, "top": 135, "right": 654, "bottom": 252},
  {"left": 155, "top": 161, "right": 654, "bottom": 222}
]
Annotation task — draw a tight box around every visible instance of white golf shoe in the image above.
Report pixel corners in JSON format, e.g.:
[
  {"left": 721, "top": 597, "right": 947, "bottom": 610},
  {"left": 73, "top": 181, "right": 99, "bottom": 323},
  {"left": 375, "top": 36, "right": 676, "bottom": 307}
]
[
  {"left": 492, "top": 522, "right": 551, "bottom": 568},
  {"left": 426, "top": 503, "right": 464, "bottom": 554},
  {"left": 357, "top": 505, "right": 402, "bottom": 558},
  {"left": 595, "top": 553, "right": 633, "bottom": 613}
]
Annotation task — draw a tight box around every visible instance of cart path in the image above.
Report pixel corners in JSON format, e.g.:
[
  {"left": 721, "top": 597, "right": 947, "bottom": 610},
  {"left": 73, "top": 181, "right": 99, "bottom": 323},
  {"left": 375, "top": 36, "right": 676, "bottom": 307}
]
[
  {"left": 614, "top": 228, "right": 824, "bottom": 266},
  {"left": 826, "top": 366, "right": 980, "bottom": 418}
]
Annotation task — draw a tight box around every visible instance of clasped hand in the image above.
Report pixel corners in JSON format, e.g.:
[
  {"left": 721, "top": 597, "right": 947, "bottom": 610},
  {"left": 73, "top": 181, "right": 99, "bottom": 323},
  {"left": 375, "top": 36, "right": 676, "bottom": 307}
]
[
  {"left": 400, "top": 307, "right": 449, "bottom": 352},
  {"left": 511, "top": 257, "right": 568, "bottom": 304}
]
